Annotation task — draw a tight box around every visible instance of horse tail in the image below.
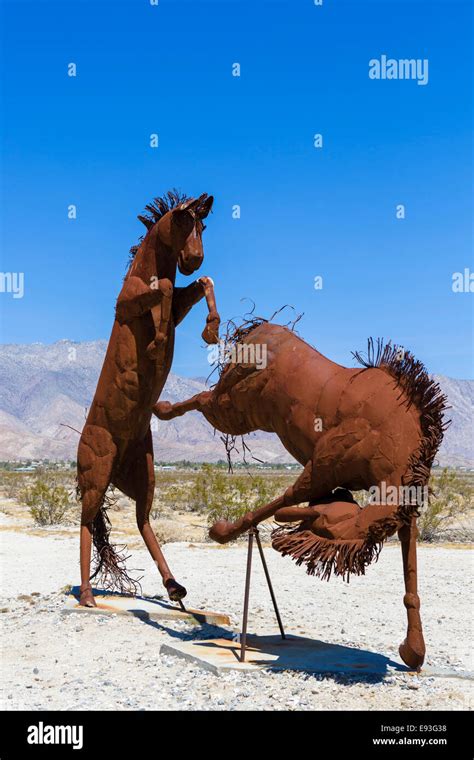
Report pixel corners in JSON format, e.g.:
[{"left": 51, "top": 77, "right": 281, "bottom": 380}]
[
  {"left": 353, "top": 338, "right": 451, "bottom": 523},
  {"left": 89, "top": 493, "right": 142, "bottom": 596}
]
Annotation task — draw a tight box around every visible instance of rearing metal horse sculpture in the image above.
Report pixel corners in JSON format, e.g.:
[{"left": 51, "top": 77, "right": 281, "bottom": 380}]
[
  {"left": 77, "top": 191, "right": 218, "bottom": 607},
  {"left": 153, "top": 321, "right": 448, "bottom": 669}
]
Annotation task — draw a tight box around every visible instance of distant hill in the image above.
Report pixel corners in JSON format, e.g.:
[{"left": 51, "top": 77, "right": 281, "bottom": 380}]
[{"left": 0, "top": 339, "right": 472, "bottom": 467}]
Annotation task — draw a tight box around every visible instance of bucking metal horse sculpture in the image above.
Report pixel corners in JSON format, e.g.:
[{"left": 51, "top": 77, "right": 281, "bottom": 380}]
[{"left": 153, "top": 321, "right": 449, "bottom": 669}]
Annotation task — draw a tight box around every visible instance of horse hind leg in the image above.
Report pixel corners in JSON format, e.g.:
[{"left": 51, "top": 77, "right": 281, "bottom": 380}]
[
  {"left": 208, "top": 433, "right": 356, "bottom": 544},
  {"left": 209, "top": 458, "right": 317, "bottom": 544},
  {"left": 77, "top": 425, "right": 117, "bottom": 607},
  {"left": 363, "top": 462, "right": 425, "bottom": 669},
  {"left": 398, "top": 515, "right": 425, "bottom": 670},
  {"left": 122, "top": 431, "right": 187, "bottom": 602},
  {"left": 356, "top": 467, "right": 426, "bottom": 670}
]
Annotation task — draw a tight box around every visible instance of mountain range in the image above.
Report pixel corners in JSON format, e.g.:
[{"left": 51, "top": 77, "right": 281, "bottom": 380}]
[{"left": 0, "top": 339, "right": 472, "bottom": 467}]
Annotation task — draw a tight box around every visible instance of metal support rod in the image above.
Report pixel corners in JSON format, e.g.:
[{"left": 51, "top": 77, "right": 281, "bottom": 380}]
[
  {"left": 254, "top": 528, "right": 286, "bottom": 640},
  {"left": 240, "top": 528, "right": 254, "bottom": 662}
]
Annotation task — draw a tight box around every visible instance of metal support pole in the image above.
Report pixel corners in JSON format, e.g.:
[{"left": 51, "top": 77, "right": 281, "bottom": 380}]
[
  {"left": 254, "top": 528, "right": 286, "bottom": 640},
  {"left": 240, "top": 527, "right": 286, "bottom": 662},
  {"left": 240, "top": 528, "right": 254, "bottom": 662}
]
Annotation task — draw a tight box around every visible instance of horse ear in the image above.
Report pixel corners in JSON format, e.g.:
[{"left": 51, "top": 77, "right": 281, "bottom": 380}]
[
  {"left": 199, "top": 195, "right": 214, "bottom": 218},
  {"left": 179, "top": 197, "right": 200, "bottom": 212}
]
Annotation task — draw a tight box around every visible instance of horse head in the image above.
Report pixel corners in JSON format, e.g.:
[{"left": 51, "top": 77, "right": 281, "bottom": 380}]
[
  {"left": 156, "top": 193, "right": 214, "bottom": 276},
  {"left": 133, "top": 191, "right": 214, "bottom": 278}
]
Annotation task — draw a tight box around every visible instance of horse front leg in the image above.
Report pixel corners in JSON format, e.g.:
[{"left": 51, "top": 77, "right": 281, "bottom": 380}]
[
  {"left": 115, "top": 275, "right": 172, "bottom": 323},
  {"left": 398, "top": 516, "right": 425, "bottom": 670},
  {"left": 146, "top": 279, "right": 174, "bottom": 362},
  {"left": 153, "top": 391, "right": 213, "bottom": 421},
  {"left": 172, "top": 277, "right": 220, "bottom": 344},
  {"left": 198, "top": 276, "right": 220, "bottom": 344}
]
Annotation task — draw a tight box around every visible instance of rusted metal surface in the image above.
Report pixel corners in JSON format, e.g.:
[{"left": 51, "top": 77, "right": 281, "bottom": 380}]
[
  {"left": 254, "top": 529, "right": 286, "bottom": 640},
  {"left": 239, "top": 528, "right": 285, "bottom": 663},
  {"left": 239, "top": 529, "right": 254, "bottom": 662},
  {"left": 154, "top": 323, "right": 449, "bottom": 670},
  {"left": 77, "top": 192, "right": 218, "bottom": 606}
]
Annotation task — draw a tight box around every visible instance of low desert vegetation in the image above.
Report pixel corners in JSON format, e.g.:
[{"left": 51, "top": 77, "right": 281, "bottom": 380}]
[
  {"left": 21, "top": 479, "right": 73, "bottom": 526},
  {"left": 418, "top": 468, "right": 474, "bottom": 542},
  {"left": 0, "top": 461, "right": 472, "bottom": 542},
  {"left": 0, "top": 471, "right": 25, "bottom": 500}
]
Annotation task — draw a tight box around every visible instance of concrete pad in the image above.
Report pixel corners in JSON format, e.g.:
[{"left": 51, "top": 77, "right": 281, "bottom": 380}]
[
  {"left": 160, "top": 633, "right": 402, "bottom": 675},
  {"left": 160, "top": 633, "right": 474, "bottom": 679},
  {"left": 63, "top": 588, "right": 230, "bottom": 627}
]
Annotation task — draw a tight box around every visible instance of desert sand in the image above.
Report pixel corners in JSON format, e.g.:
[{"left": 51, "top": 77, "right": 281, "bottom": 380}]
[{"left": 0, "top": 510, "right": 472, "bottom": 711}]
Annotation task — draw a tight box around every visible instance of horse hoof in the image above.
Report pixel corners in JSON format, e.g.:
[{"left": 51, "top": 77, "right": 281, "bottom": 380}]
[
  {"left": 209, "top": 520, "right": 238, "bottom": 544},
  {"left": 202, "top": 328, "right": 218, "bottom": 345},
  {"left": 79, "top": 587, "right": 97, "bottom": 608},
  {"left": 209, "top": 515, "right": 253, "bottom": 544},
  {"left": 154, "top": 401, "right": 173, "bottom": 420},
  {"left": 201, "top": 319, "right": 220, "bottom": 345},
  {"left": 165, "top": 578, "right": 187, "bottom": 602},
  {"left": 399, "top": 638, "right": 425, "bottom": 671}
]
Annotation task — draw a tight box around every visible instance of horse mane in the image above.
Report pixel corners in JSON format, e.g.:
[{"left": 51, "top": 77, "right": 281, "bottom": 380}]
[
  {"left": 352, "top": 338, "right": 451, "bottom": 507},
  {"left": 219, "top": 306, "right": 303, "bottom": 366},
  {"left": 128, "top": 189, "right": 191, "bottom": 262}
]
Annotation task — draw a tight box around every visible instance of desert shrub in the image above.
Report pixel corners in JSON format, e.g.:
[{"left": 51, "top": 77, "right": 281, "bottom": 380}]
[
  {"left": 201, "top": 468, "right": 284, "bottom": 526},
  {"left": 153, "top": 520, "right": 187, "bottom": 545},
  {"left": 207, "top": 480, "right": 245, "bottom": 524},
  {"left": 162, "top": 484, "right": 193, "bottom": 512},
  {"left": 0, "top": 471, "right": 26, "bottom": 500},
  {"left": 186, "top": 464, "right": 217, "bottom": 512},
  {"left": 149, "top": 465, "right": 297, "bottom": 520},
  {"left": 418, "top": 469, "right": 474, "bottom": 542},
  {"left": 152, "top": 473, "right": 193, "bottom": 517},
  {"left": 21, "top": 479, "right": 73, "bottom": 525},
  {"left": 150, "top": 487, "right": 182, "bottom": 519},
  {"left": 252, "top": 474, "right": 279, "bottom": 507}
]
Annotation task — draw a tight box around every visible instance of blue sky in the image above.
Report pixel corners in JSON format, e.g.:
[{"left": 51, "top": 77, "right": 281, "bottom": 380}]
[{"left": 1, "top": 0, "right": 472, "bottom": 378}]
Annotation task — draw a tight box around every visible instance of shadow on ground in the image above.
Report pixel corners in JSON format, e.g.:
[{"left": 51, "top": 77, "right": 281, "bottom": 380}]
[{"left": 68, "top": 587, "right": 408, "bottom": 682}]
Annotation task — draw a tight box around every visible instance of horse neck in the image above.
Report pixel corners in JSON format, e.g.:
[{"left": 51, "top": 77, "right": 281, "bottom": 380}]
[{"left": 127, "top": 231, "right": 177, "bottom": 284}]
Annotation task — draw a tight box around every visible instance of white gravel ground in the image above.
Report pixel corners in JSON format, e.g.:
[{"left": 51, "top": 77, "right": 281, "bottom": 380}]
[{"left": 0, "top": 519, "right": 472, "bottom": 711}]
